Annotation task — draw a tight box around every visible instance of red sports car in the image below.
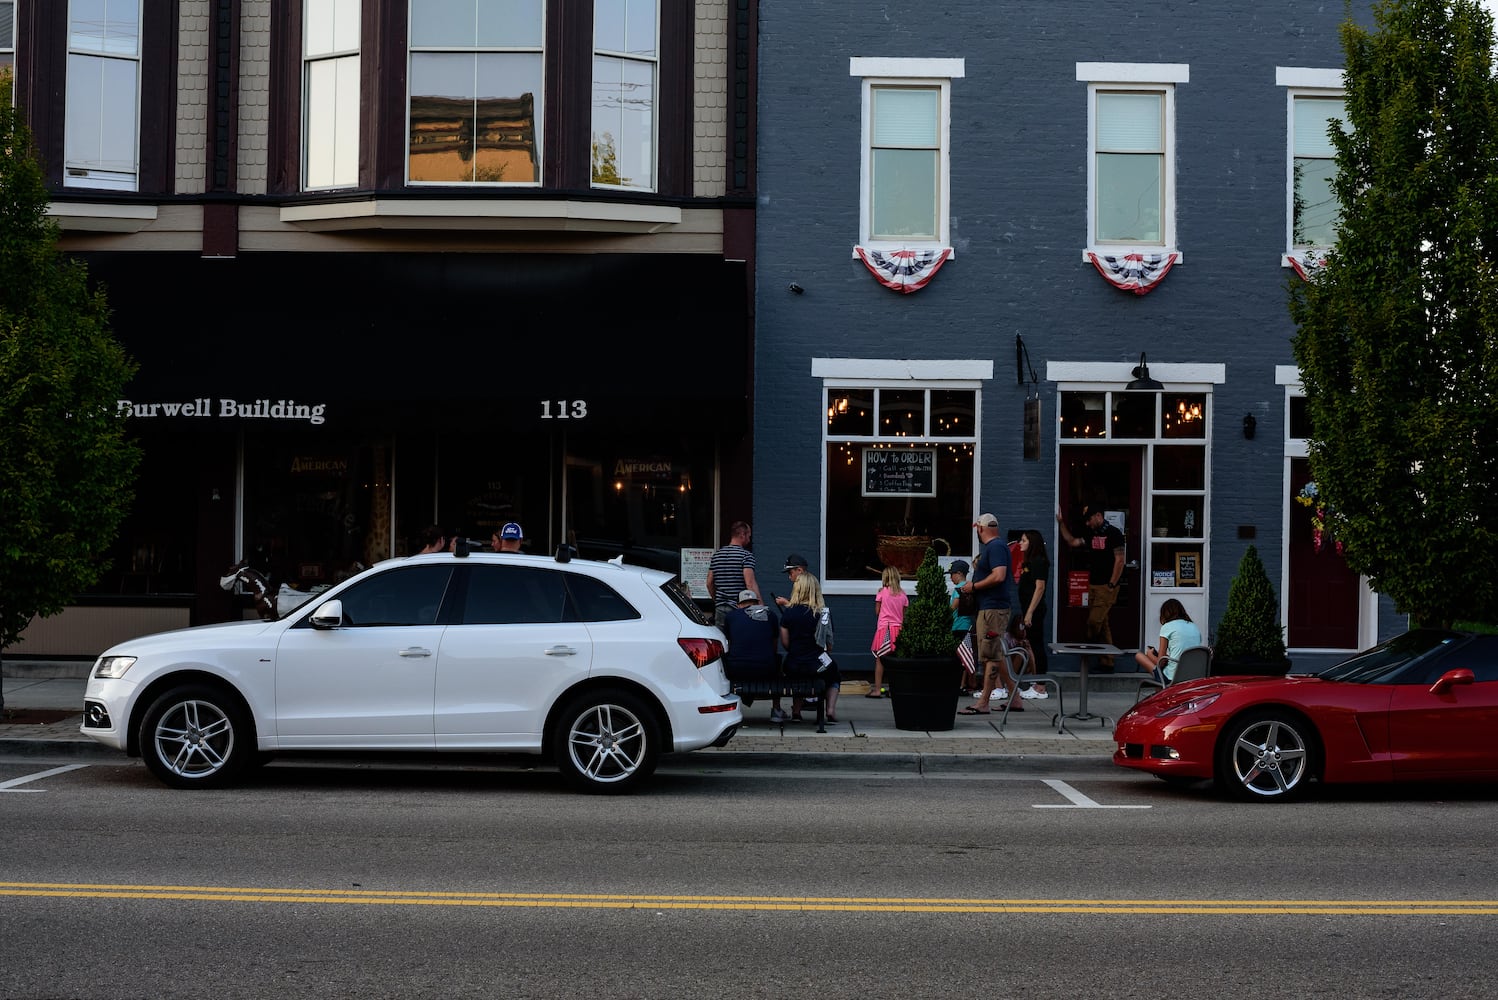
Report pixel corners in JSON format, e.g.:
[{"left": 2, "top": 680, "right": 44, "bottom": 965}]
[{"left": 1113, "top": 629, "right": 1498, "bottom": 802}]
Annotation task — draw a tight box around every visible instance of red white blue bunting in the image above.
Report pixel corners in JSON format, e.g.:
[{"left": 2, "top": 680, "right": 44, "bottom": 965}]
[
  {"left": 1086, "top": 250, "right": 1179, "bottom": 296},
  {"left": 1287, "top": 249, "right": 1329, "bottom": 281},
  {"left": 855, "top": 246, "right": 953, "bottom": 294}
]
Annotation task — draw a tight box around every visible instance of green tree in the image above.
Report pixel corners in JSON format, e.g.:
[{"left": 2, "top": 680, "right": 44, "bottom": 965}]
[
  {"left": 1288, "top": 0, "right": 1498, "bottom": 628},
  {"left": 0, "top": 69, "right": 141, "bottom": 675}
]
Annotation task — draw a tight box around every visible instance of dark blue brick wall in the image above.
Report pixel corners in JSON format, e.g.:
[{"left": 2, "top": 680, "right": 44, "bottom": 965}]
[{"left": 753, "top": 1, "right": 1380, "bottom": 670}]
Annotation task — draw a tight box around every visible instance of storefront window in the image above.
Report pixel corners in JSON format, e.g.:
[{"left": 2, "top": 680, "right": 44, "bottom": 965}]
[
  {"left": 243, "top": 435, "right": 392, "bottom": 592},
  {"left": 823, "top": 385, "right": 977, "bottom": 585}
]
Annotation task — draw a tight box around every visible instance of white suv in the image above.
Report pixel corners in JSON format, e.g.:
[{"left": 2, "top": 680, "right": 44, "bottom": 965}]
[{"left": 81, "top": 548, "right": 740, "bottom": 792}]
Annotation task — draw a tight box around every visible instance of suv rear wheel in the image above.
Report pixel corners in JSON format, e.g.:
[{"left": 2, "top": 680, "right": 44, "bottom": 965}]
[{"left": 554, "top": 690, "right": 660, "bottom": 794}]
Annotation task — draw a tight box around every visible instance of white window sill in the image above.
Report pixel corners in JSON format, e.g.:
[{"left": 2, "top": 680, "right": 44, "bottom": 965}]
[
  {"left": 853, "top": 242, "right": 954, "bottom": 259},
  {"left": 1081, "top": 247, "right": 1183, "bottom": 264}
]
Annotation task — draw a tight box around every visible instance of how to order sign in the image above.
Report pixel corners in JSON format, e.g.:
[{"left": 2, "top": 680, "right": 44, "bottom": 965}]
[{"left": 862, "top": 448, "right": 936, "bottom": 497}]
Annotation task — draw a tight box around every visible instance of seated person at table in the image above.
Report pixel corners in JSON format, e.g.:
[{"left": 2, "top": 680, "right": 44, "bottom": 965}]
[
  {"left": 1134, "top": 599, "right": 1203, "bottom": 685},
  {"left": 722, "top": 589, "right": 787, "bottom": 722}
]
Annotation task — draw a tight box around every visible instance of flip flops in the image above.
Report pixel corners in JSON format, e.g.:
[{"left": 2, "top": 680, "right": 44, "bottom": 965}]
[{"left": 957, "top": 705, "right": 991, "bottom": 715}]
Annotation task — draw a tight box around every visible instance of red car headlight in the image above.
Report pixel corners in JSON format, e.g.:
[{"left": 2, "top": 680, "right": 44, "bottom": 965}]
[{"left": 1155, "top": 692, "right": 1221, "bottom": 718}]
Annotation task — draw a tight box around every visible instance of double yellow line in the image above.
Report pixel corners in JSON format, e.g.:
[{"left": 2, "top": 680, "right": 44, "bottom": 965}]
[{"left": 4, "top": 883, "right": 1497, "bottom": 915}]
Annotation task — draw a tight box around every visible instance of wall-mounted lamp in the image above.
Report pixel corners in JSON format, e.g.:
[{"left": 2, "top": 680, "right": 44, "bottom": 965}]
[
  {"left": 1243, "top": 413, "right": 1257, "bottom": 440},
  {"left": 788, "top": 282, "right": 804, "bottom": 294},
  {"left": 1125, "top": 352, "right": 1163, "bottom": 390}
]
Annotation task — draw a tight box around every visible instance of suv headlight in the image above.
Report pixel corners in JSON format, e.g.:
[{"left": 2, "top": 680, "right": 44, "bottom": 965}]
[{"left": 93, "top": 655, "right": 137, "bottom": 679}]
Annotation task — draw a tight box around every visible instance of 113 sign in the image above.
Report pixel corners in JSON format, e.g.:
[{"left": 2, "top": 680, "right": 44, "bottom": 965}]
[{"left": 540, "top": 399, "right": 589, "bottom": 419}]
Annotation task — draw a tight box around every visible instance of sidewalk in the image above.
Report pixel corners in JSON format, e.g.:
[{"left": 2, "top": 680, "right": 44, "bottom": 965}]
[{"left": 0, "top": 661, "right": 1142, "bottom": 761}]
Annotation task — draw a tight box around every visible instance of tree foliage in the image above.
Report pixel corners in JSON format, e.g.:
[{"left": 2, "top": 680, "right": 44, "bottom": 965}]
[
  {"left": 1288, "top": 0, "right": 1498, "bottom": 628},
  {"left": 0, "top": 69, "right": 141, "bottom": 652},
  {"left": 894, "top": 546, "right": 956, "bottom": 658},
  {"left": 1212, "top": 546, "right": 1289, "bottom": 666}
]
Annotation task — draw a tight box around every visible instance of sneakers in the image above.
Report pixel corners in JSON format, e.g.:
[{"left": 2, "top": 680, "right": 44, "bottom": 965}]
[{"left": 769, "top": 708, "right": 788, "bottom": 723}]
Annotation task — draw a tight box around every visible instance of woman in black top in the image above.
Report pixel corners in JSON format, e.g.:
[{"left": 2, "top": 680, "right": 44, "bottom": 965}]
[{"left": 1017, "top": 529, "right": 1050, "bottom": 675}]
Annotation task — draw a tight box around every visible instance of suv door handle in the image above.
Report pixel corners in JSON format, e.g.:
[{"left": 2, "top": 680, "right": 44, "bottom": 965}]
[
  {"left": 398, "top": 647, "right": 433, "bottom": 658},
  {"left": 545, "top": 645, "right": 577, "bottom": 657}
]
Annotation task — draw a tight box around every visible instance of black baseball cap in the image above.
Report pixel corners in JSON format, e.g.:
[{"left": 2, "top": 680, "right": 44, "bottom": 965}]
[{"left": 783, "top": 554, "right": 809, "bottom": 571}]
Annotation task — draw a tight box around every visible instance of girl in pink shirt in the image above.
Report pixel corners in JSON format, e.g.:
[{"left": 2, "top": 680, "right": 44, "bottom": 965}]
[{"left": 867, "top": 565, "right": 908, "bottom": 698}]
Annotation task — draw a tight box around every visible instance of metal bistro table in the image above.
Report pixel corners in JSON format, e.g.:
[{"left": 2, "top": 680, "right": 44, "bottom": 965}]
[{"left": 1048, "top": 642, "right": 1127, "bottom": 726}]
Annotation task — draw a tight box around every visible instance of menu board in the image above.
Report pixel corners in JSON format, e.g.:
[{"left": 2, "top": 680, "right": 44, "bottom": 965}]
[{"left": 862, "top": 448, "right": 937, "bottom": 497}]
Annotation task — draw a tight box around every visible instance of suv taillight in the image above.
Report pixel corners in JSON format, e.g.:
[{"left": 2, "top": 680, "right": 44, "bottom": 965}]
[{"left": 678, "top": 637, "right": 725, "bottom": 668}]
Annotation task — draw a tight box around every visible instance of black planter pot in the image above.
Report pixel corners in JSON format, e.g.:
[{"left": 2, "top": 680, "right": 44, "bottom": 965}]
[
  {"left": 1211, "top": 655, "right": 1293, "bottom": 678},
  {"left": 885, "top": 656, "right": 964, "bottom": 732}
]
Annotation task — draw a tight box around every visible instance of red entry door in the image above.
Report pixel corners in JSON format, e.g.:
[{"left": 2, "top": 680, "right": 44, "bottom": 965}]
[
  {"left": 1287, "top": 459, "right": 1360, "bottom": 650},
  {"left": 1056, "top": 446, "right": 1144, "bottom": 653}
]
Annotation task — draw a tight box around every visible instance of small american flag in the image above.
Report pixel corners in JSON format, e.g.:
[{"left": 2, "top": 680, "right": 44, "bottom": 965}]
[
  {"left": 956, "top": 632, "right": 976, "bottom": 678},
  {"left": 876, "top": 627, "right": 894, "bottom": 657}
]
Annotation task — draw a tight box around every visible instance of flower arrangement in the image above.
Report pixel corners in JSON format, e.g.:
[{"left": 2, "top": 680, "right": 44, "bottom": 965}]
[{"left": 1295, "top": 481, "right": 1341, "bottom": 554}]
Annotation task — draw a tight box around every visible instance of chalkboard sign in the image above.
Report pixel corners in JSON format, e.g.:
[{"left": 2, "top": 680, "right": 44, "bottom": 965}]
[
  {"left": 862, "top": 448, "right": 937, "bottom": 497},
  {"left": 1175, "top": 551, "right": 1201, "bottom": 587}
]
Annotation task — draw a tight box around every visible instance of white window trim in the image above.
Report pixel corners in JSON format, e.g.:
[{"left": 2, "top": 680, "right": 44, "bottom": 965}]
[
  {"left": 849, "top": 57, "right": 964, "bottom": 254},
  {"left": 816, "top": 356, "right": 987, "bottom": 595},
  {"left": 1048, "top": 362, "right": 1224, "bottom": 387},
  {"left": 405, "top": 5, "right": 545, "bottom": 187},
  {"left": 302, "top": 0, "right": 362, "bottom": 192},
  {"left": 591, "top": 1, "right": 660, "bottom": 193},
  {"left": 1078, "top": 63, "right": 1185, "bottom": 259},
  {"left": 1277, "top": 366, "right": 1377, "bottom": 651},
  {"left": 1277, "top": 68, "right": 1346, "bottom": 265},
  {"left": 63, "top": 0, "right": 142, "bottom": 192}
]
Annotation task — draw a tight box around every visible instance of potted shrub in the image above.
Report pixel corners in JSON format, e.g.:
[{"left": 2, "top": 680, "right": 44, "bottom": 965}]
[
  {"left": 885, "top": 545, "right": 964, "bottom": 731},
  {"left": 1211, "top": 545, "right": 1292, "bottom": 676}
]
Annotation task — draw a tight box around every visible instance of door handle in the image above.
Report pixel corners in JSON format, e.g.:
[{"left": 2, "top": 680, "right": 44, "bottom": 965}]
[
  {"left": 545, "top": 645, "right": 577, "bottom": 657},
  {"left": 398, "top": 647, "right": 433, "bottom": 658}
]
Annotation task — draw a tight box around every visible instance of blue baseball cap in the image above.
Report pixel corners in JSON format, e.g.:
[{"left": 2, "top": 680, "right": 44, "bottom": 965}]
[{"left": 499, "top": 522, "right": 524, "bottom": 540}]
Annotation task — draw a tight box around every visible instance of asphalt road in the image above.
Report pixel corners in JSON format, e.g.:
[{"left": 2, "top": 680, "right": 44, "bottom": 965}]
[{"left": 4, "top": 753, "right": 1498, "bottom": 999}]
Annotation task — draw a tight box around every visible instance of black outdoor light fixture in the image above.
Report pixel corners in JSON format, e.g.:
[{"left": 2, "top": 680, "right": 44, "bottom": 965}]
[
  {"left": 1125, "top": 352, "right": 1164, "bottom": 391},
  {"left": 1243, "top": 413, "right": 1257, "bottom": 439}
]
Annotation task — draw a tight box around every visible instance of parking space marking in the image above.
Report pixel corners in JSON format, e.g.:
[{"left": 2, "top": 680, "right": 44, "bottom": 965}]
[
  {"left": 0, "top": 764, "right": 88, "bottom": 792},
  {"left": 1032, "top": 778, "right": 1150, "bottom": 809}
]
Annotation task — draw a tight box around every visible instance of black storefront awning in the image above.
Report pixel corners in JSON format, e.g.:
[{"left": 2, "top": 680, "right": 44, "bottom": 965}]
[{"left": 82, "top": 252, "right": 751, "bottom": 433}]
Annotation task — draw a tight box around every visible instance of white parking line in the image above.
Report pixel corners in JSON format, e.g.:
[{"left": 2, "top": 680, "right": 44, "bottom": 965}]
[
  {"left": 0, "top": 764, "right": 88, "bottom": 792},
  {"left": 1033, "top": 778, "right": 1151, "bottom": 809}
]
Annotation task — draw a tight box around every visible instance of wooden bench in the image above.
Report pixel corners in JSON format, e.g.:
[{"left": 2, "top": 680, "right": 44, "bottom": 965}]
[{"left": 730, "top": 676, "right": 829, "bottom": 733}]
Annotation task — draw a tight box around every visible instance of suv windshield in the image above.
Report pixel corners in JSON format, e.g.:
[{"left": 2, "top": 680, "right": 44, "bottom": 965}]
[{"left": 1317, "top": 629, "right": 1464, "bottom": 684}]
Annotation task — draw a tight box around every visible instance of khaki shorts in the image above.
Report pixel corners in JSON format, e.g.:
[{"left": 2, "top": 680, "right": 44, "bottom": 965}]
[{"left": 976, "top": 609, "right": 1012, "bottom": 662}]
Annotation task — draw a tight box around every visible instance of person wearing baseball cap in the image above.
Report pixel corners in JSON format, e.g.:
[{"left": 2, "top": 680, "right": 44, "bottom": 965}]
[
  {"left": 492, "top": 521, "right": 524, "bottom": 553},
  {"left": 957, "top": 513, "right": 1020, "bottom": 716},
  {"left": 776, "top": 554, "right": 809, "bottom": 608},
  {"left": 721, "top": 588, "right": 786, "bottom": 721}
]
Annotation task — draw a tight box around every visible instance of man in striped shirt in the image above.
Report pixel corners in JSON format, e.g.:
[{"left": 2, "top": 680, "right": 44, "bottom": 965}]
[{"left": 705, "top": 521, "right": 761, "bottom": 627}]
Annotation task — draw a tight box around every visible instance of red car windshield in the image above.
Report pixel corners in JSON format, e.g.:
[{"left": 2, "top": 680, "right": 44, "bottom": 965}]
[{"left": 1317, "top": 629, "right": 1466, "bottom": 684}]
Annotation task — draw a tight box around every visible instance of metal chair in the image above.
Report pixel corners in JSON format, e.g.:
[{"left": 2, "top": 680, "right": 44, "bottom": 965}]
[
  {"left": 998, "top": 632, "right": 1066, "bottom": 733},
  {"left": 1136, "top": 644, "right": 1213, "bottom": 702}
]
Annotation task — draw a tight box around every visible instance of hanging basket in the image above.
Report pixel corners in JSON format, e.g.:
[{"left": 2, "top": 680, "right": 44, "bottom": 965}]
[{"left": 875, "top": 536, "right": 950, "bottom": 577}]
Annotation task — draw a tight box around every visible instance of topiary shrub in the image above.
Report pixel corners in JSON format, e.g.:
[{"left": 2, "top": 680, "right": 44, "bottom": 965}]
[
  {"left": 894, "top": 546, "right": 957, "bottom": 658},
  {"left": 1212, "top": 545, "right": 1290, "bottom": 670}
]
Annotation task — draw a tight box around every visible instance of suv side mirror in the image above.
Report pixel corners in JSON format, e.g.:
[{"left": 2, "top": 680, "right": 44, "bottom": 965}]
[{"left": 308, "top": 599, "right": 344, "bottom": 629}]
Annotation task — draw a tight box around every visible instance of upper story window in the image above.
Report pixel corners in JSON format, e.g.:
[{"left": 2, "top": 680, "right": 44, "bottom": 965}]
[
  {"left": 1, "top": 1, "right": 16, "bottom": 69},
  {"left": 591, "top": 0, "right": 657, "bottom": 191},
  {"left": 849, "top": 58, "right": 963, "bottom": 251},
  {"left": 64, "top": 0, "right": 142, "bottom": 191},
  {"left": 1277, "top": 68, "right": 1347, "bottom": 254},
  {"left": 304, "top": 0, "right": 361, "bottom": 191},
  {"left": 1078, "top": 63, "right": 1187, "bottom": 253},
  {"left": 407, "top": 0, "right": 544, "bottom": 185}
]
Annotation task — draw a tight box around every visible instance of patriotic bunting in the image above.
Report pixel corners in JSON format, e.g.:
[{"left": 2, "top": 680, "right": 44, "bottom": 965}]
[
  {"left": 855, "top": 245, "right": 953, "bottom": 294},
  {"left": 1086, "top": 250, "right": 1179, "bottom": 295},
  {"left": 1287, "top": 249, "right": 1329, "bottom": 281}
]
